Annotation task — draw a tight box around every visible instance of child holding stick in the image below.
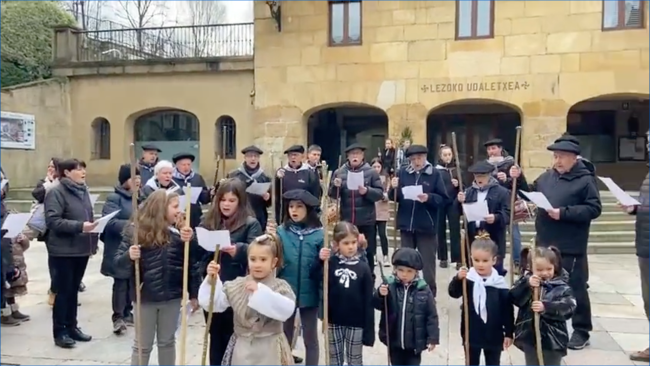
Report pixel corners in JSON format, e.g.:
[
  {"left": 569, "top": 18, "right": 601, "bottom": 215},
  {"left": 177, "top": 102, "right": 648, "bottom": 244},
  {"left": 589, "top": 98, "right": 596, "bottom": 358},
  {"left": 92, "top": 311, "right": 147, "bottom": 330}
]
[{"left": 509, "top": 246, "right": 576, "bottom": 366}]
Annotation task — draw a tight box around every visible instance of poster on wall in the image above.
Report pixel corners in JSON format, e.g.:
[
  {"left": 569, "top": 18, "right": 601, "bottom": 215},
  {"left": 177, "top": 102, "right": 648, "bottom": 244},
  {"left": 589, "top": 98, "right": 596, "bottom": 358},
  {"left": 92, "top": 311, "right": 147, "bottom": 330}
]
[{"left": 1, "top": 111, "right": 35, "bottom": 150}]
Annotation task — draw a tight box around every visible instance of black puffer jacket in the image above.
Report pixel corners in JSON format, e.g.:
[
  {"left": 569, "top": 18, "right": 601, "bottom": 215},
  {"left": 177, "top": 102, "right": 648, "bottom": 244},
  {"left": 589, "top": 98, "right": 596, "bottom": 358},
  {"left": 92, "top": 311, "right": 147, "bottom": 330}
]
[
  {"left": 631, "top": 173, "right": 649, "bottom": 258},
  {"left": 328, "top": 162, "right": 384, "bottom": 226},
  {"left": 114, "top": 226, "right": 202, "bottom": 303},
  {"left": 435, "top": 160, "right": 460, "bottom": 203},
  {"left": 374, "top": 276, "right": 439, "bottom": 352},
  {"left": 509, "top": 270, "right": 576, "bottom": 356},
  {"left": 100, "top": 186, "right": 141, "bottom": 279},
  {"left": 227, "top": 165, "right": 272, "bottom": 230}
]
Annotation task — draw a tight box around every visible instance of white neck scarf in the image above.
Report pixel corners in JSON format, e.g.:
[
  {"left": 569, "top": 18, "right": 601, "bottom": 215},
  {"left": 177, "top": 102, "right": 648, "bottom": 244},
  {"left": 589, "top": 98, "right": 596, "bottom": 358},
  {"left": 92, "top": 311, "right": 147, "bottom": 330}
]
[{"left": 466, "top": 267, "right": 509, "bottom": 323}]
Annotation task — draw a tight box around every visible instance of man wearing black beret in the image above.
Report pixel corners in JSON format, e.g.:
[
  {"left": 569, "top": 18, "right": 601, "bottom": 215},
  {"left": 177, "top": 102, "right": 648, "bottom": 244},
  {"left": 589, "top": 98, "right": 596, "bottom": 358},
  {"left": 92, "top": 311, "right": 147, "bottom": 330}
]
[
  {"left": 138, "top": 144, "right": 161, "bottom": 185},
  {"left": 274, "top": 145, "right": 321, "bottom": 224},
  {"left": 227, "top": 145, "right": 272, "bottom": 230},
  {"left": 171, "top": 152, "right": 211, "bottom": 228}
]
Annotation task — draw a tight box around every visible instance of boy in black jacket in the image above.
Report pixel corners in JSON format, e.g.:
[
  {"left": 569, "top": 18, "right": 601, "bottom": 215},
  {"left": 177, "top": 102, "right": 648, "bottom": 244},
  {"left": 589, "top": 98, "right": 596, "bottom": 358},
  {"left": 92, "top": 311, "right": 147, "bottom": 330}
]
[{"left": 374, "top": 248, "right": 439, "bottom": 365}]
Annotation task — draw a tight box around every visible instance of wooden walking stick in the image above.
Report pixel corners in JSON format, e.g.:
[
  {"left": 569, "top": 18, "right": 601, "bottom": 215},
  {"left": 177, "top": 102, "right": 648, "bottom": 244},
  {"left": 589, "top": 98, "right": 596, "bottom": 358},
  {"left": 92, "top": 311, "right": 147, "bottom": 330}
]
[
  {"left": 178, "top": 184, "right": 192, "bottom": 365},
  {"left": 377, "top": 260, "right": 391, "bottom": 365},
  {"left": 450, "top": 132, "right": 471, "bottom": 366},
  {"left": 129, "top": 143, "right": 143, "bottom": 366},
  {"left": 508, "top": 126, "right": 523, "bottom": 285},
  {"left": 334, "top": 155, "right": 343, "bottom": 223},
  {"left": 531, "top": 239, "right": 545, "bottom": 365},
  {"left": 320, "top": 161, "right": 331, "bottom": 366}
]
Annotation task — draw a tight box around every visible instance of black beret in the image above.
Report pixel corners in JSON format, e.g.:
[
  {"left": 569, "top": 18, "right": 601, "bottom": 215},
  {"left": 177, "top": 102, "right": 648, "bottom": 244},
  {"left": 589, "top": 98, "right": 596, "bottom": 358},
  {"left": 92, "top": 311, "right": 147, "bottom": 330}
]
[
  {"left": 483, "top": 138, "right": 503, "bottom": 148},
  {"left": 392, "top": 247, "right": 423, "bottom": 271},
  {"left": 405, "top": 144, "right": 428, "bottom": 157},
  {"left": 547, "top": 140, "right": 580, "bottom": 155},
  {"left": 282, "top": 189, "right": 320, "bottom": 207},
  {"left": 344, "top": 143, "right": 366, "bottom": 153},
  {"left": 141, "top": 144, "right": 161, "bottom": 152},
  {"left": 284, "top": 145, "right": 305, "bottom": 154},
  {"left": 554, "top": 133, "right": 580, "bottom": 146},
  {"left": 468, "top": 160, "right": 495, "bottom": 174},
  {"left": 241, "top": 145, "right": 263, "bottom": 155},
  {"left": 172, "top": 152, "right": 195, "bottom": 164}
]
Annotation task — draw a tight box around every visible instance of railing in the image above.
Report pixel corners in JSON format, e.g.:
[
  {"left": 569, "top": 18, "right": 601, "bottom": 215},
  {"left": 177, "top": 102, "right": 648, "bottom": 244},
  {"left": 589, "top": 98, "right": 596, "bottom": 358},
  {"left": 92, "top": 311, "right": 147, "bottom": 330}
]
[{"left": 75, "top": 23, "right": 254, "bottom": 62}]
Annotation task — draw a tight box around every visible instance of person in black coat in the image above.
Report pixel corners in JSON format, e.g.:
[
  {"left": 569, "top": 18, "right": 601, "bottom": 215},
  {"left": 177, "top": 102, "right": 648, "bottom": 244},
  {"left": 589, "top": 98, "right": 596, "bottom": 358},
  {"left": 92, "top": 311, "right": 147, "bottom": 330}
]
[
  {"left": 226, "top": 145, "right": 272, "bottom": 230},
  {"left": 510, "top": 139, "right": 601, "bottom": 350},
  {"left": 435, "top": 145, "right": 461, "bottom": 269},
  {"left": 274, "top": 145, "right": 321, "bottom": 224},
  {"left": 100, "top": 164, "right": 142, "bottom": 334},
  {"left": 306, "top": 144, "right": 324, "bottom": 180},
  {"left": 199, "top": 178, "right": 263, "bottom": 365},
  {"left": 171, "top": 152, "right": 211, "bottom": 228},
  {"left": 381, "top": 138, "right": 397, "bottom": 177},
  {"left": 137, "top": 144, "right": 160, "bottom": 185},
  {"left": 457, "top": 160, "right": 510, "bottom": 275},
  {"left": 44, "top": 158, "right": 98, "bottom": 348},
  {"left": 374, "top": 248, "right": 439, "bottom": 366},
  {"left": 449, "top": 236, "right": 514, "bottom": 366},
  {"left": 329, "top": 143, "right": 384, "bottom": 273}
]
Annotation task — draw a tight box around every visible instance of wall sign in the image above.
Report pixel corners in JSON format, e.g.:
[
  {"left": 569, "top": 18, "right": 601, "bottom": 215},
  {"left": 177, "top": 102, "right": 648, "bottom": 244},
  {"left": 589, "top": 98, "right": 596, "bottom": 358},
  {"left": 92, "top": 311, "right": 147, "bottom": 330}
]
[
  {"left": 1, "top": 111, "right": 35, "bottom": 150},
  {"left": 421, "top": 80, "right": 530, "bottom": 93}
]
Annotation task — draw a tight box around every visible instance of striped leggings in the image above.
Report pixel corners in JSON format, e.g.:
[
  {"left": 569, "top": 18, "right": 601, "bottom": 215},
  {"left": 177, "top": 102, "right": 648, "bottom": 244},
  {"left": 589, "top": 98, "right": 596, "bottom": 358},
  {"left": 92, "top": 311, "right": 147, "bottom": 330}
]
[{"left": 328, "top": 324, "right": 363, "bottom": 366}]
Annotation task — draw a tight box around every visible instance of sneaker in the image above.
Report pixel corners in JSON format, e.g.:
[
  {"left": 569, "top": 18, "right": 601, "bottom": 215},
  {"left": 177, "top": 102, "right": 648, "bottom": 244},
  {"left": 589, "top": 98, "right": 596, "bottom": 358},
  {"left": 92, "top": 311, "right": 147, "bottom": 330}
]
[
  {"left": 113, "top": 319, "right": 127, "bottom": 335},
  {"left": 630, "top": 348, "right": 650, "bottom": 362},
  {"left": 0, "top": 315, "right": 21, "bottom": 326},
  {"left": 440, "top": 260, "right": 449, "bottom": 269},
  {"left": 48, "top": 291, "right": 56, "bottom": 307},
  {"left": 567, "top": 331, "right": 590, "bottom": 350},
  {"left": 54, "top": 334, "right": 76, "bottom": 349},
  {"left": 382, "top": 256, "right": 390, "bottom": 267},
  {"left": 11, "top": 310, "right": 30, "bottom": 322},
  {"left": 124, "top": 313, "right": 134, "bottom": 326}
]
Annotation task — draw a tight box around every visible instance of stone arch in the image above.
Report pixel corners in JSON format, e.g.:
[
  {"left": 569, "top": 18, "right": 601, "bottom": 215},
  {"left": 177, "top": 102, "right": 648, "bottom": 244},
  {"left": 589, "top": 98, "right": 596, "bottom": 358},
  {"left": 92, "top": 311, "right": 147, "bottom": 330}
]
[
  {"left": 215, "top": 115, "right": 237, "bottom": 159},
  {"left": 90, "top": 117, "right": 111, "bottom": 160}
]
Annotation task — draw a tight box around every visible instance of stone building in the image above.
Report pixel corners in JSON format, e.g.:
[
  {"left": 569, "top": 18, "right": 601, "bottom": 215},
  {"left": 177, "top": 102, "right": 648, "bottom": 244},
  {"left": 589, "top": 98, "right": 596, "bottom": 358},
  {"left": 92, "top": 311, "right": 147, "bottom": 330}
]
[{"left": 0, "top": 1, "right": 648, "bottom": 188}]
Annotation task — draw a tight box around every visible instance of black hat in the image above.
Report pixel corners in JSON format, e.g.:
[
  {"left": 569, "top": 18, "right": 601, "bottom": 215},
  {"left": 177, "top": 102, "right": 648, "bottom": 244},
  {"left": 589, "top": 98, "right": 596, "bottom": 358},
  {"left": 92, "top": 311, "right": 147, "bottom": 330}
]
[
  {"left": 547, "top": 140, "right": 580, "bottom": 155},
  {"left": 241, "top": 145, "right": 263, "bottom": 155},
  {"left": 555, "top": 133, "right": 580, "bottom": 145},
  {"left": 141, "top": 144, "right": 162, "bottom": 153},
  {"left": 405, "top": 144, "right": 428, "bottom": 157},
  {"left": 284, "top": 145, "right": 305, "bottom": 154},
  {"left": 483, "top": 138, "right": 503, "bottom": 148},
  {"left": 344, "top": 143, "right": 366, "bottom": 153},
  {"left": 392, "top": 248, "right": 423, "bottom": 271},
  {"left": 172, "top": 152, "right": 195, "bottom": 164},
  {"left": 468, "top": 160, "right": 495, "bottom": 175},
  {"left": 118, "top": 164, "right": 140, "bottom": 185},
  {"left": 282, "top": 189, "right": 320, "bottom": 207}
]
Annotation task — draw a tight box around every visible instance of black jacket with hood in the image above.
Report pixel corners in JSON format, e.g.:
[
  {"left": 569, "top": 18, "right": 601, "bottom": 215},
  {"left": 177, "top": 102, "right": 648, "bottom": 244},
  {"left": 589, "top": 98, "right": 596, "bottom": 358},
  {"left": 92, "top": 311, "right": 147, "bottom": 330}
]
[
  {"left": 528, "top": 161, "right": 602, "bottom": 255},
  {"left": 328, "top": 161, "right": 384, "bottom": 227},
  {"left": 509, "top": 270, "right": 576, "bottom": 356},
  {"left": 227, "top": 164, "right": 272, "bottom": 230}
]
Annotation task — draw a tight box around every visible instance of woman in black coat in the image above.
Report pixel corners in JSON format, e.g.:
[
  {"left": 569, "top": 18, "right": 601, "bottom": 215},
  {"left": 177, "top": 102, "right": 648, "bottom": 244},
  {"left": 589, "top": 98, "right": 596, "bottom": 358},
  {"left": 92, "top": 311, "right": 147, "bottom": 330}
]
[{"left": 435, "top": 145, "right": 461, "bottom": 269}]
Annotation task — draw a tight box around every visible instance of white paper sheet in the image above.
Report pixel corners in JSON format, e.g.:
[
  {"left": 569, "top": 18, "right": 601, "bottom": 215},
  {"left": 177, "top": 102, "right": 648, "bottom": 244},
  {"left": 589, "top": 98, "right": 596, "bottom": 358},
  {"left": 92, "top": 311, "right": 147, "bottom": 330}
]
[
  {"left": 90, "top": 210, "right": 121, "bottom": 233},
  {"left": 246, "top": 182, "right": 271, "bottom": 196},
  {"left": 175, "top": 301, "right": 196, "bottom": 337},
  {"left": 90, "top": 194, "right": 100, "bottom": 206},
  {"left": 598, "top": 176, "right": 641, "bottom": 206},
  {"left": 195, "top": 227, "right": 232, "bottom": 252},
  {"left": 2, "top": 213, "right": 32, "bottom": 239},
  {"left": 346, "top": 171, "right": 365, "bottom": 190},
  {"left": 0, "top": 179, "right": 8, "bottom": 191},
  {"left": 519, "top": 191, "right": 554, "bottom": 210},
  {"left": 187, "top": 187, "right": 203, "bottom": 204},
  {"left": 462, "top": 201, "right": 490, "bottom": 223},
  {"left": 402, "top": 185, "right": 423, "bottom": 200}
]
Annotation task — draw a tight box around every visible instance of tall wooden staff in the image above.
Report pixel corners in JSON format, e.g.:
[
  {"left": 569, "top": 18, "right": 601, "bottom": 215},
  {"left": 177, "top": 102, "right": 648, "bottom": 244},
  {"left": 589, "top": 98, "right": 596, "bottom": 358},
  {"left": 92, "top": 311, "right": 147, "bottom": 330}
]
[
  {"left": 270, "top": 152, "right": 277, "bottom": 227},
  {"left": 531, "top": 239, "right": 545, "bottom": 365},
  {"left": 377, "top": 260, "right": 391, "bottom": 365},
  {"left": 128, "top": 144, "right": 143, "bottom": 366},
  {"left": 178, "top": 184, "right": 192, "bottom": 365},
  {"left": 450, "top": 132, "right": 470, "bottom": 366},
  {"left": 334, "top": 155, "right": 342, "bottom": 223},
  {"left": 320, "top": 161, "right": 331, "bottom": 366},
  {"left": 508, "top": 126, "right": 523, "bottom": 285}
]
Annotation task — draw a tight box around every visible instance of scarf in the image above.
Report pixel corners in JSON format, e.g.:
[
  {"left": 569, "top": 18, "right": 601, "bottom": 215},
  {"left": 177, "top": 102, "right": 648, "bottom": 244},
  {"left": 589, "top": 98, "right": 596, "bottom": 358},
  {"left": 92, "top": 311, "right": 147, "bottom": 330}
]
[
  {"left": 237, "top": 163, "right": 265, "bottom": 182},
  {"left": 336, "top": 251, "right": 361, "bottom": 265},
  {"left": 405, "top": 161, "right": 434, "bottom": 175},
  {"left": 287, "top": 222, "right": 320, "bottom": 238},
  {"left": 466, "top": 267, "right": 508, "bottom": 323},
  {"left": 139, "top": 160, "right": 155, "bottom": 173},
  {"left": 172, "top": 168, "right": 195, "bottom": 183},
  {"left": 60, "top": 177, "right": 93, "bottom": 221},
  {"left": 472, "top": 176, "right": 499, "bottom": 192},
  {"left": 283, "top": 162, "right": 309, "bottom": 172}
]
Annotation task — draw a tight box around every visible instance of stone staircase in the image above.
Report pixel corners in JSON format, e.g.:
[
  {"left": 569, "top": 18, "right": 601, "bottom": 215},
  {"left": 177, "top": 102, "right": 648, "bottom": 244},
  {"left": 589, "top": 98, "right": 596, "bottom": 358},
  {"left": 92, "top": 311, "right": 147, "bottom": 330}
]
[{"left": 5, "top": 187, "right": 636, "bottom": 254}]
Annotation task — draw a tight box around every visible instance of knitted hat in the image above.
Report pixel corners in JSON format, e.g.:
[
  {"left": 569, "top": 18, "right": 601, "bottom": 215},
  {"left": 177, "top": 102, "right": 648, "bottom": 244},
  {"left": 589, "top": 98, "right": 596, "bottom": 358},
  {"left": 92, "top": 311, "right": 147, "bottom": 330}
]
[{"left": 118, "top": 164, "right": 140, "bottom": 185}]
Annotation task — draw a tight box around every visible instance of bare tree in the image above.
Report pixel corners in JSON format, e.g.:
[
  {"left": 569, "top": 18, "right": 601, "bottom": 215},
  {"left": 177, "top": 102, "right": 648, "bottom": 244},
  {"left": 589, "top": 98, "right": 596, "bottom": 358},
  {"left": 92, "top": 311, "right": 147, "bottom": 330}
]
[
  {"left": 59, "top": 1, "right": 109, "bottom": 30},
  {"left": 182, "top": 1, "right": 226, "bottom": 57},
  {"left": 116, "top": 0, "right": 170, "bottom": 54}
]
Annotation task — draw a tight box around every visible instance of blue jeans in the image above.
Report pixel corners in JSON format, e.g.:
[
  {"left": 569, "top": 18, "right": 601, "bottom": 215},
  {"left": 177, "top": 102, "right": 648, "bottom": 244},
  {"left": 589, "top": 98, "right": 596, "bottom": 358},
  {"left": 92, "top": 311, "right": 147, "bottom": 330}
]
[{"left": 512, "top": 223, "right": 522, "bottom": 265}]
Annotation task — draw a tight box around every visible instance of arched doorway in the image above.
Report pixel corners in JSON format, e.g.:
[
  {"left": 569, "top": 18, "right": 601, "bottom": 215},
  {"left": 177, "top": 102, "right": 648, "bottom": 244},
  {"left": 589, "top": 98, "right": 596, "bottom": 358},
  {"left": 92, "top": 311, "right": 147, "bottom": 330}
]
[
  {"left": 134, "top": 109, "right": 200, "bottom": 167},
  {"left": 306, "top": 104, "right": 388, "bottom": 169},
  {"left": 567, "top": 94, "right": 649, "bottom": 190},
  {"left": 426, "top": 100, "right": 521, "bottom": 183}
]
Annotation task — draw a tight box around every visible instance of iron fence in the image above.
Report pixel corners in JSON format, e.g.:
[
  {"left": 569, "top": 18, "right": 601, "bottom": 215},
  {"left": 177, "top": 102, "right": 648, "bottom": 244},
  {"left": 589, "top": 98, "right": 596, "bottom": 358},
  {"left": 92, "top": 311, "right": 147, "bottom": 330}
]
[{"left": 75, "top": 23, "right": 254, "bottom": 62}]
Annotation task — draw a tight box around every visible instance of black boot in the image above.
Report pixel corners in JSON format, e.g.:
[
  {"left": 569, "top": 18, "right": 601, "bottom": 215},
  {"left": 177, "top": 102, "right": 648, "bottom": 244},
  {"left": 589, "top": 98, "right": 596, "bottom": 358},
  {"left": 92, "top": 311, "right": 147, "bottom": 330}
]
[
  {"left": 439, "top": 260, "right": 448, "bottom": 268},
  {"left": 54, "top": 334, "right": 76, "bottom": 348},
  {"left": 69, "top": 327, "right": 92, "bottom": 342},
  {"left": 10, "top": 304, "right": 30, "bottom": 322},
  {"left": 113, "top": 318, "right": 127, "bottom": 335}
]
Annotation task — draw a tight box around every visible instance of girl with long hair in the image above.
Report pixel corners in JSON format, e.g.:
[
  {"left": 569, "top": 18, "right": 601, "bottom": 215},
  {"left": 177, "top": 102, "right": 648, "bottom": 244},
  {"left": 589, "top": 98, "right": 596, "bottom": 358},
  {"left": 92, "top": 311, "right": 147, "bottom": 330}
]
[{"left": 370, "top": 158, "right": 390, "bottom": 265}]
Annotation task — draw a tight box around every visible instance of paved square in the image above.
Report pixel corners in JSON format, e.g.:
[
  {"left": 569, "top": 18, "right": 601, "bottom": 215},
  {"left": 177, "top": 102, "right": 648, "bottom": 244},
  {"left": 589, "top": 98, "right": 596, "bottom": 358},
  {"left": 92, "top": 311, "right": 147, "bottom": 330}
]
[{"left": 1, "top": 244, "right": 647, "bottom": 365}]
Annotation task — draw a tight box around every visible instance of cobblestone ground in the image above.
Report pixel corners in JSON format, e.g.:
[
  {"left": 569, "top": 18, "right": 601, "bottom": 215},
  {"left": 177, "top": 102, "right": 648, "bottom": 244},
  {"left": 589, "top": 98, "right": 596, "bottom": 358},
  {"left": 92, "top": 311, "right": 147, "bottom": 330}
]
[{"left": 1, "top": 244, "right": 648, "bottom": 365}]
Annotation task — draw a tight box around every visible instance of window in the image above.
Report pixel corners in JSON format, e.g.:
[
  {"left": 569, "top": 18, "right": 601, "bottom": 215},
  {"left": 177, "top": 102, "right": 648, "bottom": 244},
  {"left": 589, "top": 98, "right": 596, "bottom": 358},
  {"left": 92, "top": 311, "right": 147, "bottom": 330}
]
[
  {"left": 216, "top": 116, "right": 236, "bottom": 159},
  {"left": 135, "top": 110, "right": 199, "bottom": 141},
  {"left": 91, "top": 118, "right": 111, "bottom": 160},
  {"left": 602, "top": 1, "right": 645, "bottom": 30},
  {"left": 456, "top": 0, "right": 494, "bottom": 40},
  {"left": 329, "top": 1, "right": 362, "bottom": 46}
]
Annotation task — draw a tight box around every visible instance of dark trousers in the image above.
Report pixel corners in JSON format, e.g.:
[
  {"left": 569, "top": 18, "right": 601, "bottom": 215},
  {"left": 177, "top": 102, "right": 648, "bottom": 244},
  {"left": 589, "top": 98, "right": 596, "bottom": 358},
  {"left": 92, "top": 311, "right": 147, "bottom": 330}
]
[
  {"left": 639, "top": 257, "right": 649, "bottom": 320},
  {"left": 562, "top": 253, "right": 592, "bottom": 334},
  {"left": 204, "top": 307, "right": 234, "bottom": 365},
  {"left": 468, "top": 346, "right": 501, "bottom": 365},
  {"left": 400, "top": 230, "right": 438, "bottom": 297},
  {"left": 389, "top": 347, "right": 422, "bottom": 365},
  {"left": 376, "top": 221, "right": 389, "bottom": 257},
  {"left": 51, "top": 256, "right": 89, "bottom": 337},
  {"left": 48, "top": 254, "right": 57, "bottom": 293},
  {"left": 111, "top": 278, "right": 133, "bottom": 322},
  {"left": 437, "top": 202, "right": 461, "bottom": 262},
  {"left": 357, "top": 224, "right": 377, "bottom": 274}
]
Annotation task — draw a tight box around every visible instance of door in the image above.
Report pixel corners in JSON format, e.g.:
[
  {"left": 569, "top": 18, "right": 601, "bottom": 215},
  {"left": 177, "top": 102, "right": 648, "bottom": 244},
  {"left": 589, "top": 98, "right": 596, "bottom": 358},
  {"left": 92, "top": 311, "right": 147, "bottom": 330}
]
[{"left": 134, "top": 110, "right": 201, "bottom": 168}]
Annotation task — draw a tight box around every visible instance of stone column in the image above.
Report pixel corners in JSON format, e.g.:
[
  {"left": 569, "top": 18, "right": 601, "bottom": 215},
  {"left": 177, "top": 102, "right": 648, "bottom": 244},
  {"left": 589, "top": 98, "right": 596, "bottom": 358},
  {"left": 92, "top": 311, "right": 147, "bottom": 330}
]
[
  {"left": 253, "top": 105, "right": 305, "bottom": 169},
  {"left": 386, "top": 103, "right": 428, "bottom": 145},
  {"left": 52, "top": 26, "right": 80, "bottom": 64}
]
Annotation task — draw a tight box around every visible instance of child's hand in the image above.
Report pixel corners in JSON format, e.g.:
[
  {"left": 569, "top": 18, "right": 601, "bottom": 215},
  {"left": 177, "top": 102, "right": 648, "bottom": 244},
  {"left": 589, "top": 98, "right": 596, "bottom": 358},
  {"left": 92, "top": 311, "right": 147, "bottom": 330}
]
[
  {"left": 503, "top": 337, "right": 513, "bottom": 350},
  {"left": 129, "top": 245, "right": 141, "bottom": 260},
  {"left": 457, "top": 266, "right": 468, "bottom": 280},
  {"left": 207, "top": 261, "right": 220, "bottom": 278},
  {"left": 244, "top": 280, "right": 258, "bottom": 294},
  {"left": 180, "top": 226, "right": 193, "bottom": 242},
  {"left": 319, "top": 248, "right": 331, "bottom": 261},
  {"left": 528, "top": 274, "right": 541, "bottom": 288},
  {"left": 427, "top": 344, "right": 436, "bottom": 352},
  {"left": 531, "top": 300, "right": 545, "bottom": 313},
  {"left": 378, "top": 284, "right": 389, "bottom": 296}
]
